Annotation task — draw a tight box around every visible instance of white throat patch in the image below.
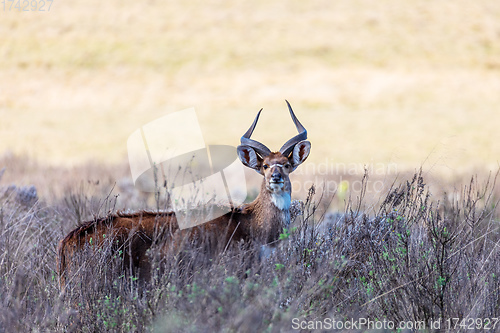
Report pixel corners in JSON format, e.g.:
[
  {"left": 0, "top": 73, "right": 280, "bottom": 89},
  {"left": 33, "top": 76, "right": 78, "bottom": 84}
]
[{"left": 271, "top": 192, "right": 291, "bottom": 211}]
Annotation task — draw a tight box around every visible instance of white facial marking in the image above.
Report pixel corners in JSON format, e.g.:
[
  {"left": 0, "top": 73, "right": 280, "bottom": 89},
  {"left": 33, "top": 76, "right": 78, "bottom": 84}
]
[{"left": 269, "top": 182, "right": 283, "bottom": 191}]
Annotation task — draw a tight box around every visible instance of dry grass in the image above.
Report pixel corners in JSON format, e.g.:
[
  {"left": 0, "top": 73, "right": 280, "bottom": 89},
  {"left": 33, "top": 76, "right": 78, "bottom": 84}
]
[
  {"left": 1, "top": 0, "right": 500, "bottom": 176},
  {"left": 0, "top": 156, "right": 498, "bottom": 332}
]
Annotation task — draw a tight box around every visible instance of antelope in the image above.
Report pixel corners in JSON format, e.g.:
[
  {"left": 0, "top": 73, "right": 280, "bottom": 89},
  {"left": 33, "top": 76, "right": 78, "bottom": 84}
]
[{"left": 57, "top": 101, "right": 311, "bottom": 289}]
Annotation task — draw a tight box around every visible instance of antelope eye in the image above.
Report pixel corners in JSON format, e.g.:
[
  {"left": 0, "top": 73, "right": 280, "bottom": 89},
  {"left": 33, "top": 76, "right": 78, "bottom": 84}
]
[{"left": 263, "top": 164, "right": 269, "bottom": 170}]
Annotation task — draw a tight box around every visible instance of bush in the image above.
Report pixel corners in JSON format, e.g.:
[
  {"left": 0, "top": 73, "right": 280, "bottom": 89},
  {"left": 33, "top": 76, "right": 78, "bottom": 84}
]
[{"left": 0, "top": 168, "right": 498, "bottom": 332}]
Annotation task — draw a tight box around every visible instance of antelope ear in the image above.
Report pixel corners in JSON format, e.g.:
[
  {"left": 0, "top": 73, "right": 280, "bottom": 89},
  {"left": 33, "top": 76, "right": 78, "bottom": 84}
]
[
  {"left": 291, "top": 140, "right": 311, "bottom": 170},
  {"left": 237, "top": 145, "right": 263, "bottom": 174}
]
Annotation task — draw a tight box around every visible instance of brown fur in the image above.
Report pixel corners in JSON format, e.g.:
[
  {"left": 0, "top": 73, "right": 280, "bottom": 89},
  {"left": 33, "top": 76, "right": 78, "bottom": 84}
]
[
  {"left": 57, "top": 155, "right": 294, "bottom": 290},
  {"left": 57, "top": 211, "right": 176, "bottom": 288}
]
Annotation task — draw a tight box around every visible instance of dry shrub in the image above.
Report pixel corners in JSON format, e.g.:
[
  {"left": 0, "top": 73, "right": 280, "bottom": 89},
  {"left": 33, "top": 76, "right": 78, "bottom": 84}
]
[{"left": 0, "top": 158, "right": 499, "bottom": 332}]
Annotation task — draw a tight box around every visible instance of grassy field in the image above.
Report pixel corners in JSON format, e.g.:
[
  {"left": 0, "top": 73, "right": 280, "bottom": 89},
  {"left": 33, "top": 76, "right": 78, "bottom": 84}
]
[
  {"left": 1, "top": 0, "right": 500, "bottom": 176},
  {"left": 0, "top": 162, "right": 499, "bottom": 332},
  {"left": 1, "top": 0, "right": 500, "bottom": 331}
]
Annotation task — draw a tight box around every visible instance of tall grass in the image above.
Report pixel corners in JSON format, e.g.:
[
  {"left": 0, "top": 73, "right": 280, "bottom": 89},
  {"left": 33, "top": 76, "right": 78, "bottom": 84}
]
[{"left": 0, "top": 159, "right": 499, "bottom": 332}]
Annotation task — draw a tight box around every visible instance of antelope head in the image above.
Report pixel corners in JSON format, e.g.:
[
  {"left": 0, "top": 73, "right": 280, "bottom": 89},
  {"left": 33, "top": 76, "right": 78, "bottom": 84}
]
[{"left": 236, "top": 101, "right": 311, "bottom": 211}]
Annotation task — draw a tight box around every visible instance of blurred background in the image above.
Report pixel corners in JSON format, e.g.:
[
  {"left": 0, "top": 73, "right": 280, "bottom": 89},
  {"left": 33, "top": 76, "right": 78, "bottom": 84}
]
[{"left": 1, "top": 0, "right": 500, "bottom": 201}]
